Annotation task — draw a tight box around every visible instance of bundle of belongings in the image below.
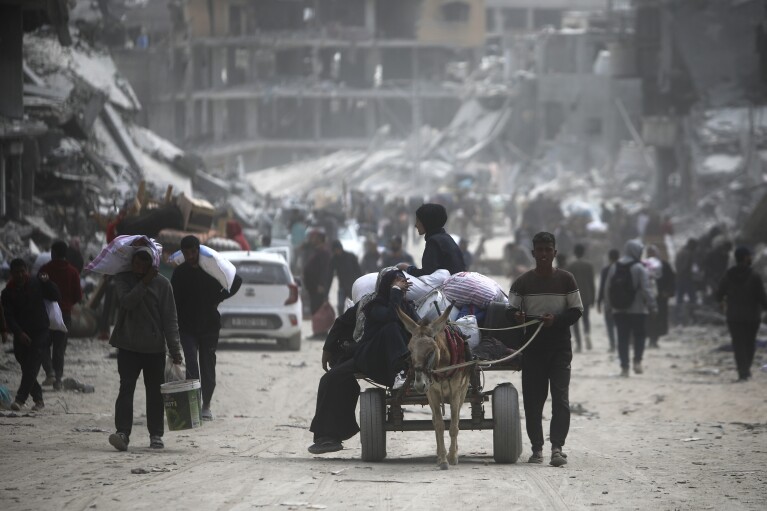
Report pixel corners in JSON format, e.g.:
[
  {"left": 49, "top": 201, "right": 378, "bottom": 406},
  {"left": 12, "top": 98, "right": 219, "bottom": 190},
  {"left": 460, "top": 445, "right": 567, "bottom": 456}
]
[
  {"left": 85, "top": 235, "right": 163, "bottom": 274},
  {"left": 346, "top": 269, "right": 514, "bottom": 363}
]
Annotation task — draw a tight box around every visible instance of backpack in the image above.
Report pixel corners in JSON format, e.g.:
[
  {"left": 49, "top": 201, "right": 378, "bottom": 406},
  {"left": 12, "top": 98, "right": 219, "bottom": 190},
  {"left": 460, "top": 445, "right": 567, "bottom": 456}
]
[{"left": 609, "top": 261, "right": 638, "bottom": 309}]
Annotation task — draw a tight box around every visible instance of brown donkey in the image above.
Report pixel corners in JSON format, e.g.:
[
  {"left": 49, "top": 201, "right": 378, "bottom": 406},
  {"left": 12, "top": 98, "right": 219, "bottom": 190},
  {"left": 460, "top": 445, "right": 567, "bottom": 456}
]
[{"left": 398, "top": 305, "right": 470, "bottom": 470}]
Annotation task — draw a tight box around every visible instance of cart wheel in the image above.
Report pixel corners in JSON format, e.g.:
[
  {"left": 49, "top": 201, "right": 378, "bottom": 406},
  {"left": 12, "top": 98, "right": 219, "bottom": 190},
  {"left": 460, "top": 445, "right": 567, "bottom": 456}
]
[
  {"left": 493, "top": 383, "right": 522, "bottom": 464},
  {"left": 278, "top": 333, "right": 301, "bottom": 351},
  {"left": 360, "top": 389, "right": 386, "bottom": 462}
]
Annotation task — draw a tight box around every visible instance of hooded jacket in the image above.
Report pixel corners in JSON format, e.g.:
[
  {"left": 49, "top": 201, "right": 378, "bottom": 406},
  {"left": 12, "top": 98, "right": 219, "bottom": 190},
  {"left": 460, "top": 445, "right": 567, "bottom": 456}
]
[
  {"left": 605, "top": 239, "right": 657, "bottom": 314},
  {"left": 407, "top": 204, "right": 465, "bottom": 277},
  {"left": 715, "top": 265, "right": 767, "bottom": 323}
]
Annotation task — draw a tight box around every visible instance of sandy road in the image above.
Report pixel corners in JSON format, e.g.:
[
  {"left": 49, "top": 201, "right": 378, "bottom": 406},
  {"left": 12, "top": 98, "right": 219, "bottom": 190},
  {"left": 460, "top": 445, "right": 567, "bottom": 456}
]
[{"left": 1, "top": 284, "right": 766, "bottom": 510}]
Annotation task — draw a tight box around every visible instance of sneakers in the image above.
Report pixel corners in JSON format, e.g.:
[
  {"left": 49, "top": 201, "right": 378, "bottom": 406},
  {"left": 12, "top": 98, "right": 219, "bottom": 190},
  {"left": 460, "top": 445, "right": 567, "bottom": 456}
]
[
  {"left": 42, "top": 375, "right": 56, "bottom": 386},
  {"left": 10, "top": 401, "right": 23, "bottom": 411},
  {"left": 392, "top": 370, "right": 407, "bottom": 390},
  {"left": 620, "top": 367, "right": 630, "bottom": 378},
  {"left": 31, "top": 400, "right": 44, "bottom": 411},
  {"left": 633, "top": 361, "right": 643, "bottom": 374},
  {"left": 109, "top": 432, "right": 129, "bottom": 451},
  {"left": 201, "top": 408, "right": 214, "bottom": 421},
  {"left": 308, "top": 437, "right": 343, "bottom": 454},
  {"left": 527, "top": 451, "right": 543, "bottom": 464},
  {"left": 550, "top": 447, "right": 568, "bottom": 467},
  {"left": 149, "top": 435, "right": 164, "bottom": 449},
  {"left": 53, "top": 379, "right": 62, "bottom": 391}
]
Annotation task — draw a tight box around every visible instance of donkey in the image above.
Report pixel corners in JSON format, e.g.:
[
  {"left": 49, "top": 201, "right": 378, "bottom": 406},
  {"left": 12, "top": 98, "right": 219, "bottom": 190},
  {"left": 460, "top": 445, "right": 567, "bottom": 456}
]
[{"left": 397, "top": 305, "right": 470, "bottom": 470}]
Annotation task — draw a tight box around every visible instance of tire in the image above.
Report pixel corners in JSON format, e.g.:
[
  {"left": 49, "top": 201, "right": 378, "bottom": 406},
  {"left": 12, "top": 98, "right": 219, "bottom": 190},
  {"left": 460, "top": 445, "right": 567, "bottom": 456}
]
[
  {"left": 493, "top": 383, "right": 522, "bottom": 463},
  {"left": 359, "top": 389, "right": 386, "bottom": 462},
  {"left": 278, "top": 333, "right": 301, "bottom": 351}
]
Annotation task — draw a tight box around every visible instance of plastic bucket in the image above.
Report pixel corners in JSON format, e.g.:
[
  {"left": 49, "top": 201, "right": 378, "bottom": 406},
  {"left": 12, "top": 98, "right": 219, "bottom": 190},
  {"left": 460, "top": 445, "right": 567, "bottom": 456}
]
[{"left": 161, "top": 379, "right": 202, "bottom": 431}]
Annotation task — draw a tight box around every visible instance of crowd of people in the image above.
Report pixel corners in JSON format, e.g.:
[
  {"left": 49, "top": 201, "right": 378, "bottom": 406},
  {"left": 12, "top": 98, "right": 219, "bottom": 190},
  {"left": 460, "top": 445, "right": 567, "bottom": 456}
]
[{"left": 1, "top": 196, "right": 764, "bottom": 465}]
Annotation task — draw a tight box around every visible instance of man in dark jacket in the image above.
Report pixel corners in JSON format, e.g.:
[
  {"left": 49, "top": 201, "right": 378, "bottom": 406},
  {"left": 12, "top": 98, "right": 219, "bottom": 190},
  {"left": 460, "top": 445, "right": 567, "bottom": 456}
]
[
  {"left": 2, "top": 258, "right": 61, "bottom": 411},
  {"left": 39, "top": 240, "right": 82, "bottom": 390},
  {"left": 171, "top": 236, "right": 242, "bottom": 421},
  {"left": 327, "top": 240, "right": 362, "bottom": 315},
  {"left": 715, "top": 247, "right": 767, "bottom": 382},
  {"left": 397, "top": 203, "right": 465, "bottom": 277}
]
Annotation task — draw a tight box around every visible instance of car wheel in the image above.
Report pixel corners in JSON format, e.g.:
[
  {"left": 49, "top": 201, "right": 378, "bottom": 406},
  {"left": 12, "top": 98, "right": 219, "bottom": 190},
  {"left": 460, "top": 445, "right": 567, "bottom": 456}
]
[{"left": 278, "top": 332, "right": 301, "bottom": 351}]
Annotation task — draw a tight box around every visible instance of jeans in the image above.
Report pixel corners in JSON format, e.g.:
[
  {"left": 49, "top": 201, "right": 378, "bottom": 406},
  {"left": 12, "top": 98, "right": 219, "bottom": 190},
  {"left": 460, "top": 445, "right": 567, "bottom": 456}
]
[
  {"left": 14, "top": 330, "right": 47, "bottom": 404},
  {"left": 604, "top": 309, "right": 616, "bottom": 350},
  {"left": 727, "top": 321, "right": 759, "bottom": 379},
  {"left": 41, "top": 312, "right": 71, "bottom": 379},
  {"left": 521, "top": 348, "right": 572, "bottom": 452},
  {"left": 180, "top": 331, "right": 219, "bottom": 407},
  {"left": 115, "top": 349, "right": 165, "bottom": 438},
  {"left": 614, "top": 313, "right": 647, "bottom": 369}
]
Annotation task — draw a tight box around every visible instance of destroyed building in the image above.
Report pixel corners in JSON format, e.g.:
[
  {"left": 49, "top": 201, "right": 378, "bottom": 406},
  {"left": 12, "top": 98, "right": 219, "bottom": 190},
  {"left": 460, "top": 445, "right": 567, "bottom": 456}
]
[{"left": 109, "top": 0, "right": 492, "bottom": 170}]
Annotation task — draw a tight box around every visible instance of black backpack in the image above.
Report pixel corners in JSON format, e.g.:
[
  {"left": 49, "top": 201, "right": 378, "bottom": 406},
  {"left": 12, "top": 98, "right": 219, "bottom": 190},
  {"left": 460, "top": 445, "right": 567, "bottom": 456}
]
[{"left": 609, "top": 261, "right": 638, "bottom": 309}]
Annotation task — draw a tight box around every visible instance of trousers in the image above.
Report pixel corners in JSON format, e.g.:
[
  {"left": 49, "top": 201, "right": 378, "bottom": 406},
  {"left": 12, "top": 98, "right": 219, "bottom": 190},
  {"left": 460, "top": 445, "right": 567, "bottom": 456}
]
[
  {"left": 521, "top": 348, "right": 572, "bottom": 452},
  {"left": 14, "top": 330, "right": 47, "bottom": 404},
  {"left": 114, "top": 349, "right": 165, "bottom": 438},
  {"left": 180, "top": 331, "right": 219, "bottom": 406}
]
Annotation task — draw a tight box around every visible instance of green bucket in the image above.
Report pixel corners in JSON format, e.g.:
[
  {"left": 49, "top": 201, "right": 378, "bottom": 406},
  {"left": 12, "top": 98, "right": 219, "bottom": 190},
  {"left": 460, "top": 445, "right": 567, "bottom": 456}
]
[{"left": 161, "top": 379, "right": 202, "bottom": 431}]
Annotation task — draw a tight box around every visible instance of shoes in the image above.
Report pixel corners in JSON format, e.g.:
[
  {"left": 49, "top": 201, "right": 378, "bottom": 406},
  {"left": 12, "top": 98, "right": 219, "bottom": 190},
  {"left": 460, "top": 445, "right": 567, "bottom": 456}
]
[
  {"left": 633, "top": 361, "right": 643, "bottom": 374},
  {"left": 585, "top": 335, "right": 592, "bottom": 350},
  {"left": 392, "top": 370, "right": 407, "bottom": 390},
  {"left": 550, "top": 448, "right": 568, "bottom": 467},
  {"left": 109, "top": 432, "right": 129, "bottom": 452},
  {"left": 149, "top": 435, "right": 164, "bottom": 449},
  {"left": 308, "top": 437, "right": 343, "bottom": 454},
  {"left": 42, "top": 375, "right": 56, "bottom": 386},
  {"left": 527, "top": 451, "right": 543, "bottom": 463},
  {"left": 31, "top": 400, "right": 44, "bottom": 411},
  {"left": 53, "top": 379, "right": 62, "bottom": 391},
  {"left": 10, "top": 401, "right": 23, "bottom": 411},
  {"left": 201, "top": 408, "right": 214, "bottom": 421},
  {"left": 620, "top": 368, "right": 630, "bottom": 378}
]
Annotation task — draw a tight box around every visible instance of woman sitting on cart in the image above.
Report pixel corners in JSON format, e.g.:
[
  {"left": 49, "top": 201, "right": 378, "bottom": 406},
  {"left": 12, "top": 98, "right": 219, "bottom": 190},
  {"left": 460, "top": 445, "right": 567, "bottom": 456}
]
[
  {"left": 308, "top": 267, "right": 419, "bottom": 455},
  {"left": 353, "top": 268, "right": 418, "bottom": 389}
]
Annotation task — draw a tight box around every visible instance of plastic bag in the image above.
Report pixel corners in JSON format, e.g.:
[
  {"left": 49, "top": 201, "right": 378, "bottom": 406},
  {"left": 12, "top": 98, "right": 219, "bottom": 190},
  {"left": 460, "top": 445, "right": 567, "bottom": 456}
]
[
  {"left": 85, "top": 235, "right": 162, "bottom": 275},
  {"left": 45, "top": 300, "right": 67, "bottom": 332},
  {"left": 454, "top": 315, "right": 480, "bottom": 349},
  {"left": 416, "top": 290, "right": 456, "bottom": 322},
  {"left": 165, "top": 356, "right": 186, "bottom": 383},
  {"left": 168, "top": 245, "right": 237, "bottom": 291}
]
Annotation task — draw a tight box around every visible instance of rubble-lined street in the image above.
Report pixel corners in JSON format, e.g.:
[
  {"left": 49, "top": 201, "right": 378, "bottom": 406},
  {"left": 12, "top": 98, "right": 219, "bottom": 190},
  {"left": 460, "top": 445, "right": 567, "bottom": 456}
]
[{"left": 1, "top": 278, "right": 765, "bottom": 511}]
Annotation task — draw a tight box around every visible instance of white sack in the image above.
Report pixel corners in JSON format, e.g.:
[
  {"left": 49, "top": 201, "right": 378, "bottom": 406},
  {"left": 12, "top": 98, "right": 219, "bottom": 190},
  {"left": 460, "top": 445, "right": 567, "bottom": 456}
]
[
  {"left": 45, "top": 300, "right": 67, "bottom": 333},
  {"left": 416, "top": 290, "right": 459, "bottom": 322},
  {"left": 85, "top": 235, "right": 162, "bottom": 275},
  {"left": 403, "top": 269, "right": 450, "bottom": 302},
  {"left": 351, "top": 273, "right": 378, "bottom": 302},
  {"left": 168, "top": 245, "right": 236, "bottom": 291}
]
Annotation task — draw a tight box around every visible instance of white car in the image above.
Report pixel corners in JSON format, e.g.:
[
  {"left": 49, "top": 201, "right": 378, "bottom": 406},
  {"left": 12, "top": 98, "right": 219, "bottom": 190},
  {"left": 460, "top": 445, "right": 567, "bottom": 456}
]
[{"left": 217, "top": 251, "right": 302, "bottom": 350}]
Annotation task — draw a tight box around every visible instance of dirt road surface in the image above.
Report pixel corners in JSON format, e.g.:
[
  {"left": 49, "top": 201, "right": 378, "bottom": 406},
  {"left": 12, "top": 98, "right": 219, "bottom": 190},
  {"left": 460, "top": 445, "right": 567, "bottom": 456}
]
[{"left": 1, "top": 276, "right": 766, "bottom": 511}]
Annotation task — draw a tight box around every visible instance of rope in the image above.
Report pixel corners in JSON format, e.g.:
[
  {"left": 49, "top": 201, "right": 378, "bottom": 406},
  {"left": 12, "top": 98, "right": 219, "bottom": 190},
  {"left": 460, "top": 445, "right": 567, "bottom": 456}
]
[
  {"left": 431, "top": 320, "right": 543, "bottom": 374},
  {"left": 448, "top": 318, "right": 540, "bottom": 332}
]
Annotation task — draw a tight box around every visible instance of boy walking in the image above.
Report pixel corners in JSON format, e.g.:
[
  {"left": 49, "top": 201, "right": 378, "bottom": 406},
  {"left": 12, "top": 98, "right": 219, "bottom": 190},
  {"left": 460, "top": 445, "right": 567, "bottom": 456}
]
[{"left": 507, "top": 232, "right": 583, "bottom": 466}]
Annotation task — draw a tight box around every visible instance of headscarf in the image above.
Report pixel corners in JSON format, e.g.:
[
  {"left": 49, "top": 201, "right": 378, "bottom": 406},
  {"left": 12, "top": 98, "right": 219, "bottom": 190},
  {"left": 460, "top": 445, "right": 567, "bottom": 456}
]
[{"left": 415, "top": 203, "right": 448, "bottom": 233}]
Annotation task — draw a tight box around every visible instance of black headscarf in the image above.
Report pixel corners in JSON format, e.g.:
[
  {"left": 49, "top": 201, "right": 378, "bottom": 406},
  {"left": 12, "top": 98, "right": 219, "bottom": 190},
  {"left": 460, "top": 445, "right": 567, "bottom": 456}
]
[
  {"left": 415, "top": 203, "right": 448, "bottom": 234},
  {"left": 363, "top": 268, "right": 404, "bottom": 313}
]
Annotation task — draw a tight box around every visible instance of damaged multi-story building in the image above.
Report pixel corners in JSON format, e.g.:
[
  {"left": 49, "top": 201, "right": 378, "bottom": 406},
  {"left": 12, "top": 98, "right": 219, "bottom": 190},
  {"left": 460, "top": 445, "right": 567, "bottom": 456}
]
[{"left": 112, "top": 0, "right": 490, "bottom": 170}]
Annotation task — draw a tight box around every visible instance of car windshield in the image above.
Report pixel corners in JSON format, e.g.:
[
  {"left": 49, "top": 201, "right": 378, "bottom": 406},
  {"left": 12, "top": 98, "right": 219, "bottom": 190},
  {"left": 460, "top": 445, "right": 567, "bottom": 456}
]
[{"left": 234, "top": 261, "right": 290, "bottom": 285}]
